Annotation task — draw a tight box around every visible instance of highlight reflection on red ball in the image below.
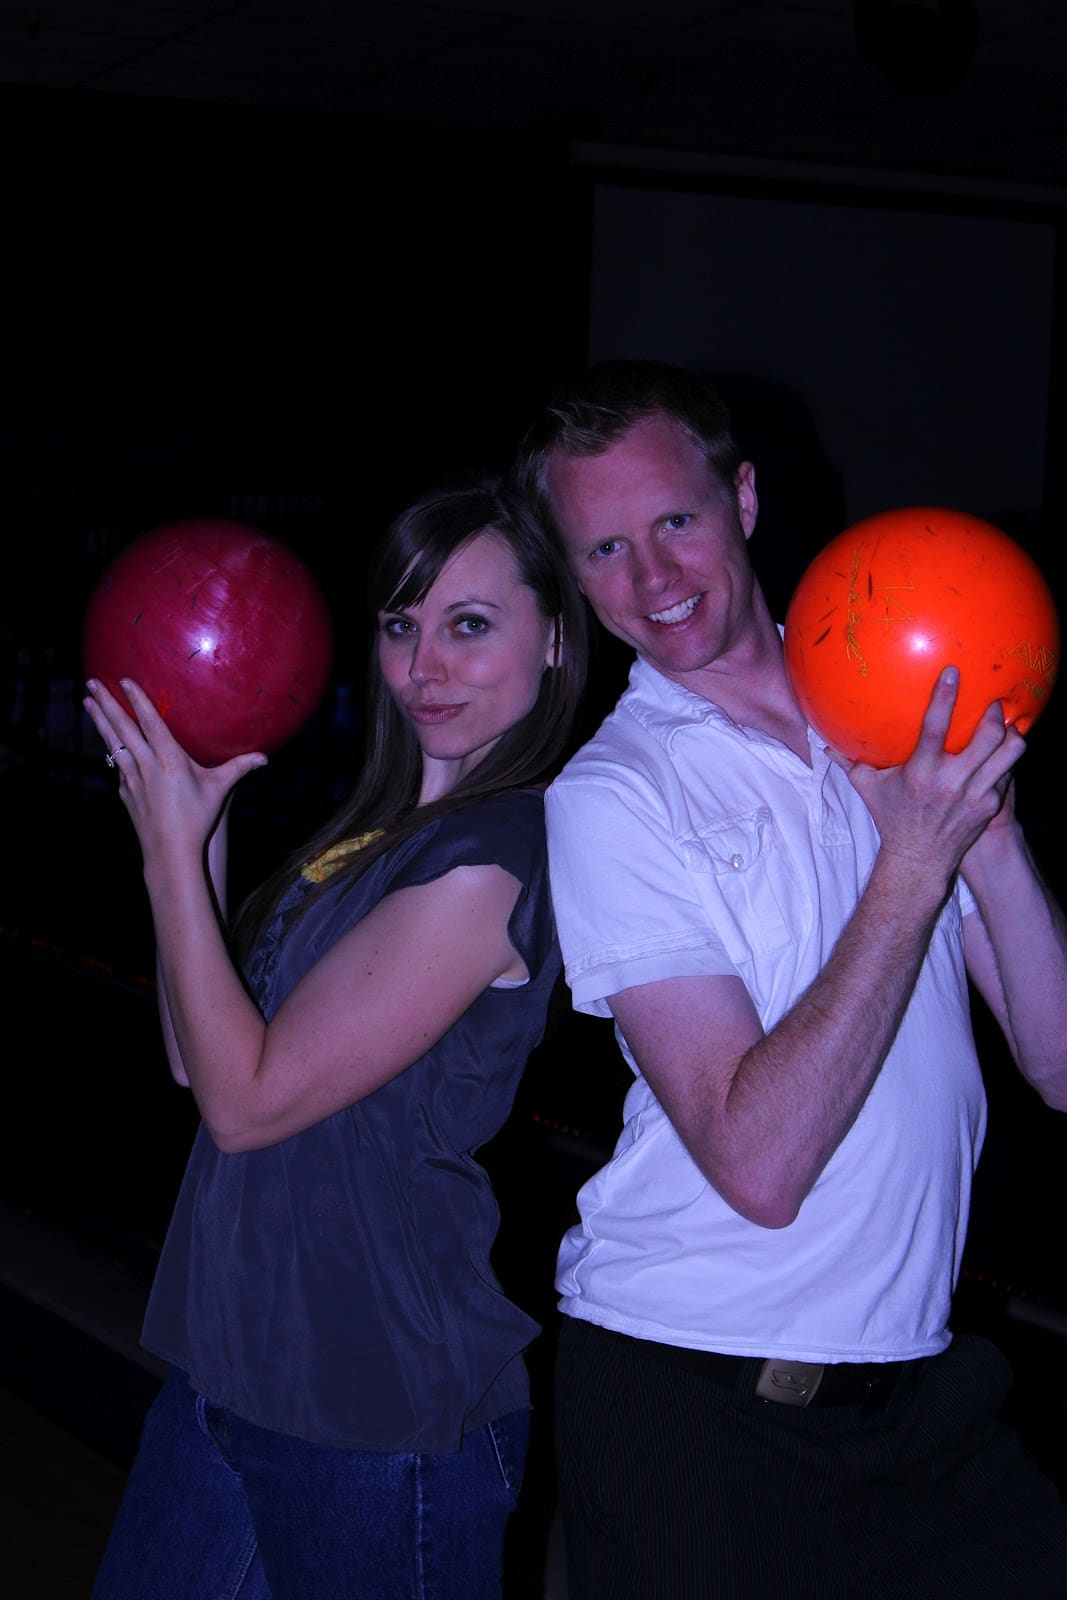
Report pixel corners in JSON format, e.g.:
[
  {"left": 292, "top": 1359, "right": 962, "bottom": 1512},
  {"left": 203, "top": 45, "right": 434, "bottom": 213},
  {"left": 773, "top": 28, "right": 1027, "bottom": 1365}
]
[
  {"left": 82, "top": 518, "right": 334, "bottom": 767},
  {"left": 783, "top": 506, "right": 1059, "bottom": 769}
]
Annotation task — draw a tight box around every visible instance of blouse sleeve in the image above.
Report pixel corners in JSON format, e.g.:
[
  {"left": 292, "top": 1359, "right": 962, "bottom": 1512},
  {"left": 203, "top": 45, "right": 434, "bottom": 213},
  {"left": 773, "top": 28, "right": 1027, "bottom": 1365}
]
[
  {"left": 381, "top": 788, "right": 555, "bottom": 983},
  {"left": 253, "top": 790, "right": 554, "bottom": 1017}
]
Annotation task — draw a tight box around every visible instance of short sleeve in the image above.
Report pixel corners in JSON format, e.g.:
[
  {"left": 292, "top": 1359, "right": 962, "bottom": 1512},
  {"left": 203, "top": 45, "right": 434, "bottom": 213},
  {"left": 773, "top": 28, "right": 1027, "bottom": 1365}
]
[
  {"left": 379, "top": 789, "right": 555, "bottom": 984},
  {"left": 545, "top": 768, "right": 737, "bottom": 1018},
  {"left": 255, "top": 789, "right": 554, "bottom": 1018}
]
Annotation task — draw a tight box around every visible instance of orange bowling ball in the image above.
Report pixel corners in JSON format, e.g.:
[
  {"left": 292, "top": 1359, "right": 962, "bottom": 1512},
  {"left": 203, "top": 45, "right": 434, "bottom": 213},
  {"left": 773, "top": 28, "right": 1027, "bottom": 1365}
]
[{"left": 783, "top": 506, "right": 1059, "bottom": 768}]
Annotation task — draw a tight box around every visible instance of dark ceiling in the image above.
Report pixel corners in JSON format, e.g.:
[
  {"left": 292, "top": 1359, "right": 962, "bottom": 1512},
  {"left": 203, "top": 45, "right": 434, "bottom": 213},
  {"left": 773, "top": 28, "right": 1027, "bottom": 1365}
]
[{"left": 3, "top": 2, "right": 1066, "bottom": 200}]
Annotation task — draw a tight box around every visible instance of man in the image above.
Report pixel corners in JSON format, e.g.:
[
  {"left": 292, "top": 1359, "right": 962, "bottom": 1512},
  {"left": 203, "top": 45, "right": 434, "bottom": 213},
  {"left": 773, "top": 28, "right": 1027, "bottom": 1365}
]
[{"left": 512, "top": 359, "right": 1067, "bottom": 1598}]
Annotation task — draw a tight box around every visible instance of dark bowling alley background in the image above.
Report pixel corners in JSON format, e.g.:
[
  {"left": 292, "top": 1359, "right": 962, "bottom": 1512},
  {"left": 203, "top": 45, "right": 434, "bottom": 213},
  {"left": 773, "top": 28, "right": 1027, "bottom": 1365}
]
[{"left": 2, "top": 83, "right": 1066, "bottom": 1586}]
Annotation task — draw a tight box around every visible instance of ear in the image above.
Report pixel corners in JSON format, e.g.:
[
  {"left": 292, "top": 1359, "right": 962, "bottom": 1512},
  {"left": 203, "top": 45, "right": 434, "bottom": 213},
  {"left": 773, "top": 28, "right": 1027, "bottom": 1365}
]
[{"left": 734, "top": 461, "right": 759, "bottom": 539}]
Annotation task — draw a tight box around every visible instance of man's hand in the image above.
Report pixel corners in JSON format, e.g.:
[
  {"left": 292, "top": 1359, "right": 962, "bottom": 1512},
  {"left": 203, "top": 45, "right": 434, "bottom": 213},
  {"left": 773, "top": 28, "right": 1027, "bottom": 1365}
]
[{"left": 827, "top": 667, "right": 1024, "bottom": 883}]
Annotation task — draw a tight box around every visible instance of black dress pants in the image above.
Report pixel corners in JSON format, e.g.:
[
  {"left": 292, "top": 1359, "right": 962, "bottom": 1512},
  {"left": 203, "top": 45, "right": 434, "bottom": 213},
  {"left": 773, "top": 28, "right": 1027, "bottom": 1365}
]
[{"left": 554, "top": 1316, "right": 1067, "bottom": 1599}]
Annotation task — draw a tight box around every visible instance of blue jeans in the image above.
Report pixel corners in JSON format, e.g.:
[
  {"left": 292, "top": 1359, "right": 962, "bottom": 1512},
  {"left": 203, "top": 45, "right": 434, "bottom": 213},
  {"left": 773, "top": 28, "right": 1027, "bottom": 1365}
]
[{"left": 92, "top": 1366, "right": 529, "bottom": 1600}]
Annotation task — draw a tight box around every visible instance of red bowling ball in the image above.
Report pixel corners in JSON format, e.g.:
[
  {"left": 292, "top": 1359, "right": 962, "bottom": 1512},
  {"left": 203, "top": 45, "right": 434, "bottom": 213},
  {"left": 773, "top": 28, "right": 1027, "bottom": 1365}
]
[
  {"left": 82, "top": 518, "right": 334, "bottom": 767},
  {"left": 783, "top": 506, "right": 1059, "bottom": 768}
]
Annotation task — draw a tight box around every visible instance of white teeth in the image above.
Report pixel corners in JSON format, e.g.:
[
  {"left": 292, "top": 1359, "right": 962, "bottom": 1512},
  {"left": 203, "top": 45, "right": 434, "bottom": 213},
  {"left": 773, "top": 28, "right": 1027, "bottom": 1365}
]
[{"left": 649, "top": 595, "right": 700, "bottom": 624}]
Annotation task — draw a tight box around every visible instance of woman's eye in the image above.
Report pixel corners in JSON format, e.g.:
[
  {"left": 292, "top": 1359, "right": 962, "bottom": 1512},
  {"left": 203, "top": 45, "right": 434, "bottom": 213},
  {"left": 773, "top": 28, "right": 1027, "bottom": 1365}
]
[
  {"left": 456, "top": 615, "right": 490, "bottom": 635},
  {"left": 382, "top": 615, "right": 416, "bottom": 637}
]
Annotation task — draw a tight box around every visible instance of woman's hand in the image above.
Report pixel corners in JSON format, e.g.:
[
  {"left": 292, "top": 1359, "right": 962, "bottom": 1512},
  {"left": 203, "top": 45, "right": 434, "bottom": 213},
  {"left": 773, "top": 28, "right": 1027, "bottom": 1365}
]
[
  {"left": 84, "top": 677, "right": 271, "bottom": 1095},
  {"left": 83, "top": 677, "right": 267, "bottom": 869}
]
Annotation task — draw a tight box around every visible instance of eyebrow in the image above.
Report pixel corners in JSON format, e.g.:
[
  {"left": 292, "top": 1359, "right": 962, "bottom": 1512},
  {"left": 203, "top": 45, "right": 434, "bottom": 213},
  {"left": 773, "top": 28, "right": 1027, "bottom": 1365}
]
[
  {"left": 443, "top": 595, "right": 505, "bottom": 612},
  {"left": 379, "top": 594, "right": 505, "bottom": 617}
]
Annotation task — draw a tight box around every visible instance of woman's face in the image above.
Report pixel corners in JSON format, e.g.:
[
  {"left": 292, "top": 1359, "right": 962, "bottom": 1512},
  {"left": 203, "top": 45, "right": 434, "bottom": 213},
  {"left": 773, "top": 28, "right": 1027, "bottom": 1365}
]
[{"left": 378, "top": 531, "right": 557, "bottom": 803}]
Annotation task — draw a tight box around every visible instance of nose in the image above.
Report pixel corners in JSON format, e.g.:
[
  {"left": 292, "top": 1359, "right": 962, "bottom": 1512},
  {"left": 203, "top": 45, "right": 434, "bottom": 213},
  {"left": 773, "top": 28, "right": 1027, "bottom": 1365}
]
[
  {"left": 409, "top": 634, "right": 446, "bottom": 684},
  {"left": 633, "top": 537, "right": 682, "bottom": 595}
]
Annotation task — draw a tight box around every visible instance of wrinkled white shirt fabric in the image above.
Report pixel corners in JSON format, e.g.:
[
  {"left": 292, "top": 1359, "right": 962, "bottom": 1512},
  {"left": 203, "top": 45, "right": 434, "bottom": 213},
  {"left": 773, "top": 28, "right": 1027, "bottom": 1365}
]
[{"left": 546, "top": 654, "right": 984, "bottom": 1363}]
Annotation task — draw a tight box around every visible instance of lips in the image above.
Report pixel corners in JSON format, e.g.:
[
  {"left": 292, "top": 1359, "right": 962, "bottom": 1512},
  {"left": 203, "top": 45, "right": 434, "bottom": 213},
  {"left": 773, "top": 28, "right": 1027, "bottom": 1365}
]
[
  {"left": 406, "top": 702, "right": 466, "bottom": 725},
  {"left": 648, "top": 593, "right": 702, "bottom": 625}
]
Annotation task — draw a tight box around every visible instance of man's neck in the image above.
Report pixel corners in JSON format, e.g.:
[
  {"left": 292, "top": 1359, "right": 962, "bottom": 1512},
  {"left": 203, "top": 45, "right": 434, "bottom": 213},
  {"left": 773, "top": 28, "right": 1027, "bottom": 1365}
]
[{"left": 642, "top": 616, "right": 811, "bottom": 762}]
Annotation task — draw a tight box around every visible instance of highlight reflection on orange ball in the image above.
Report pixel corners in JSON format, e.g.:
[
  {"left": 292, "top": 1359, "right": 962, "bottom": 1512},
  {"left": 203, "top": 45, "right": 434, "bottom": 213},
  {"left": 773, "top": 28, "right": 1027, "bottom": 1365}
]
[{"left": 783, "top": 506, "right": 1059, "bottom": 769}]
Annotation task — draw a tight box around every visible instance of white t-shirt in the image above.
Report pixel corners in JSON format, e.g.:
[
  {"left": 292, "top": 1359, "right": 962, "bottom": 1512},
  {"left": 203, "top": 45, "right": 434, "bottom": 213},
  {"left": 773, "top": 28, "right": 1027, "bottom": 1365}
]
[{"left": 546, "top": 656, "right": 986, "bottom": 1363}]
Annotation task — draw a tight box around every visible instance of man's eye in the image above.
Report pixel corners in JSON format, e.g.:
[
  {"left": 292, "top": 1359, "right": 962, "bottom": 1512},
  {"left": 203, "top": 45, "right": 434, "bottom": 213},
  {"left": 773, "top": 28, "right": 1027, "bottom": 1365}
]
[
  {"left": 664, "top": 515, "right": 690, "bottom": 531},
  {"left": 593, "top": 540, "right": 620, "bottom": 558}
]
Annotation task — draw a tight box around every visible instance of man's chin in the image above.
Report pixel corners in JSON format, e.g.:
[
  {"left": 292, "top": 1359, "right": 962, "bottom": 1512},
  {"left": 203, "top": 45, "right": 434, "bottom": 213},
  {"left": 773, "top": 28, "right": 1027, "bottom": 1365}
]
[{"left": 636, "top": 622, "right": 706, "bottom": 659}]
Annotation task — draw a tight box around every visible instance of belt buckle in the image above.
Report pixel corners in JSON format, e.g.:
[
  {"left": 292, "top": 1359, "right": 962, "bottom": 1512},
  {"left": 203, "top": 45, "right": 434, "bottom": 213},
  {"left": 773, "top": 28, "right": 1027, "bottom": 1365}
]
[{"left": 755, "top": 1359, "right": 826, "bottom": 1407}]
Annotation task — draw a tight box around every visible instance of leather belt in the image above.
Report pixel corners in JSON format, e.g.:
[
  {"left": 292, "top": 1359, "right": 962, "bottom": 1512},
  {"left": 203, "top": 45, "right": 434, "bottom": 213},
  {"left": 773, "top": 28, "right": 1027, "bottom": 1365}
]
[{"left": 598, "top": 1325, "right": 925, "bottom": 1411}]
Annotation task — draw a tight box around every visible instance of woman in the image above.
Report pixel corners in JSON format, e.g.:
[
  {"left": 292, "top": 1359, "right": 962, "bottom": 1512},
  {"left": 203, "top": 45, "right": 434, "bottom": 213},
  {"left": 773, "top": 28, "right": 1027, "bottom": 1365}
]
[{"left": 83, "top": 475, "right": 588, "bottom": 1600}]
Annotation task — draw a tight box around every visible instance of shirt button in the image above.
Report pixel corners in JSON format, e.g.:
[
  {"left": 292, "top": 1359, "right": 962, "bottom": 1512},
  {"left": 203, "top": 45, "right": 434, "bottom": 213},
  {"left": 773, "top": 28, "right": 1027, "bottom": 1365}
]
[{"left": 729, "top": 853, "right": 745, "bottom": 870}]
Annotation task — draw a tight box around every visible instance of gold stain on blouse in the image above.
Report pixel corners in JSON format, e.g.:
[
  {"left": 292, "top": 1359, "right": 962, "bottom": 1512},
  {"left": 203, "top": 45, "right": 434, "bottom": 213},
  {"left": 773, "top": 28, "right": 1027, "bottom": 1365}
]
[{"left": 301, "top": 830, "right": 386, "bottom": 884}]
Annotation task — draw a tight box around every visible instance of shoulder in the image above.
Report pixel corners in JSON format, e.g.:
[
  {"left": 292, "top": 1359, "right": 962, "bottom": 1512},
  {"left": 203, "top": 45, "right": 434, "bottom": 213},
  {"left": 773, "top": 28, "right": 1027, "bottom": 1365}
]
[
  {"left": 551, "top": 662, "right": 699, "bottom": 792},
  {"left": 419, "top": 792, "right": 558, "bottom": 976},
  {"left": 547, "top": 698, "right": 679, "bottom": 836},
  {"left": 431, "top": 786, "right": 546, "bottom": 845},
  {"left": 401, "top": 788, "right": 548, "bottom": 888}
]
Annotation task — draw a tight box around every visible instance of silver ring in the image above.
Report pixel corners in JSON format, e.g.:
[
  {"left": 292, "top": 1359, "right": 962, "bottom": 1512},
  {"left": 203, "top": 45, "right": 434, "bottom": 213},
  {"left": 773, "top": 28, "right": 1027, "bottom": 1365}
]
[{"left": 105, "top": 745, "right": 127, "bottom": 769}]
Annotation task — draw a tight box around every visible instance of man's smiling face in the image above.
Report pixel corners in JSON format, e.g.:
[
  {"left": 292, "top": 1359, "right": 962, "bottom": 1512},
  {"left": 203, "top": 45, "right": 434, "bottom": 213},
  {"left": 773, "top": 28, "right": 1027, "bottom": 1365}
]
[{"left": 545, "top": 411, "right": 759, "bottom": 690}]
